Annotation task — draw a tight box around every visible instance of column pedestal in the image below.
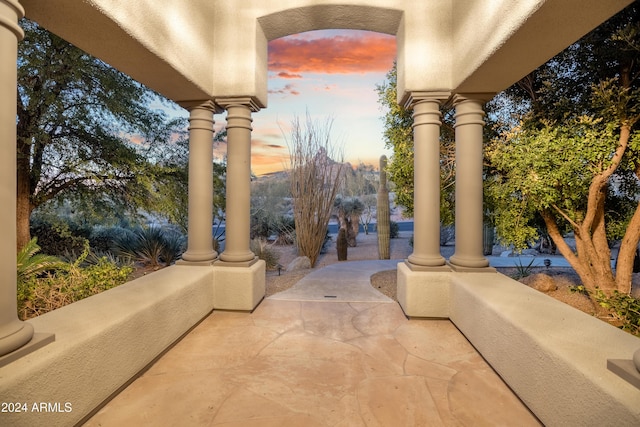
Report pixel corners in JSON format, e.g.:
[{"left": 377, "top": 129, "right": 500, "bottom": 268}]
[{"left": 212, "top": 98, "right": 264, "bottom": 311}]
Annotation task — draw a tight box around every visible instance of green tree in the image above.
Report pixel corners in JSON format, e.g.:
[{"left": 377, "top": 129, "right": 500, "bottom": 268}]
[
  {"left": 376, "top": 63, "right": 456, "bottom": 223},
  {"left": 16, "top": 19, "right": 188, "bottom": 250},
  {"left": 487, "top": 3, "right": 640, "bottom": 299}
]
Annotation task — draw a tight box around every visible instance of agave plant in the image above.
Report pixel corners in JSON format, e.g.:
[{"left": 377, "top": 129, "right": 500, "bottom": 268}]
[
  {"left": 113, "top": 226, "right": 185, "bottom": 267},
  {"left": 17, "top": 238, "right": 65, "bottom": 284}
]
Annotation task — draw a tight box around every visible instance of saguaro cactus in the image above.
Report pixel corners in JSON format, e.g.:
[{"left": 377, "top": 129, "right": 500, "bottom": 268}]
[
  {"left": 377, "top": 155, "right": 390, "bottom": 259},
  {"left": 337, "top": 227, "right": 348, "bottom": 261}
]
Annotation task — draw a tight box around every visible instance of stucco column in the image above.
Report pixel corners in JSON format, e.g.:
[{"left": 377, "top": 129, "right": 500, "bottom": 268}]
[
  {"left": 0, "top": 0, "right": 34, "bottom": 357},
  {"left": 449, "top": 95, "right": 491, "bottom": 269},
  {"left": 216, "top": 98, "right": 258, "bottom": 265},
  {"left": 179, "top": 101, "right": 220, "bottom": 264},
  {"left": 405, "top": 94, "right": 448, "bottom": 269}
]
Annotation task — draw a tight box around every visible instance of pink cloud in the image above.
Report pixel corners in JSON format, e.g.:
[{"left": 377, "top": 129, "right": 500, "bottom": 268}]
[
  {"left": 268, "top": 83, "right": 300, "bottom": 96},
  {"left": 268, "top": 32, "right": 396, "bottom": 75}
]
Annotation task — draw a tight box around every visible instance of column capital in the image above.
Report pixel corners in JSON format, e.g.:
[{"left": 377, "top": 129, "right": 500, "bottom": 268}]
[
  {"left": 178, "top": 99, "right": 222, "bottom": 114},
  {"left": 0, "top": 0, "right": 25, "bottom": 40},
  {"left": 215, "top": 97, "right": 262, "bottom": 112},
  {"left": 451, "top": 93, "right": 495, "bottom": 105},
  {"left": 453, "top": 95, "right": 488, "bottom": 128},
  {"left": 403, "top": 91, "right": 451, "bottom": 109}
]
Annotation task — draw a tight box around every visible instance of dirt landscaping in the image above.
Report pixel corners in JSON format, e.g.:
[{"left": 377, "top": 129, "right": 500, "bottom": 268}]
[{"left": 266, "top": 231, "right": 640, "bottom": 331}]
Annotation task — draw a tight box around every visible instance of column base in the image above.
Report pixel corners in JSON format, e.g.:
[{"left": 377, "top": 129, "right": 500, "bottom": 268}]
[
  {"left": 448, "top": 254, "right": 493, "bottom": 271},
  {"left": 214, "top": 256, "right": 259, "bottom": 268},
  {"left": 404, "top": 259, "right": 452, "bottom": 272},
  {"left": 176, "top": 258, "right": 216, "bottom": 266},
  {"left": 179, "top": 250, "right": 218, "bottom": 265},
  {"left": 0, "top": 332, "right": 55, "bottom": 368},
  {"left": 406, "top": 254, "right": 447, "bottom": 269},
  {"left": 397, "top": 262, "right": 450, "bottom": 318},
  {"left": 447, "top": 260, "right": 496, "bottom": 273},
  {"left": 0, "top": 320, "right": 34, "bottom": 357},
  {"left": 212, "top": 259, "right": 265, "bottom": 311}
]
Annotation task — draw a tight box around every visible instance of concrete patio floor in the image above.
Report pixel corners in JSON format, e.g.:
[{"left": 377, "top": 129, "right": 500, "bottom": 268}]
[{"left": 84, "top": 263, "right": 542, "bottom": 427}]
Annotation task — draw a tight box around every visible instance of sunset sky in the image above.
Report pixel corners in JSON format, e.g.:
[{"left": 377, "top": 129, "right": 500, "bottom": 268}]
[{"left": 214, "top": 29, "right": 398, "bottom": 175}]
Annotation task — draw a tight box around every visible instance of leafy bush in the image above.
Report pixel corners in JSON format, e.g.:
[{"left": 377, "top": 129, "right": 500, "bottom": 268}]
[
  {"left": 390, "top": 220, "right": 399, "bottom": 239},
  {"left": 595, "top": 290, "right": 640, "bottom": 336},
  {"left": 570, "top": 286, "right": 640, "bottom": 336},
  {"left": 17, "top": 247, "right": 133, "bottom": 320},
  {"left": 30, "top": 217, "right": 88, "bottom": 256},
  {"left": 250, "top": 238, "right": 280, "bottom": 269}
]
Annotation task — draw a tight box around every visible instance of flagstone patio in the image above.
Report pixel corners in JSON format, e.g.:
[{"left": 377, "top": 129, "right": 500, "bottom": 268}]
[{"left": 84, "top": 296, "right": 540, "bottom": 426}]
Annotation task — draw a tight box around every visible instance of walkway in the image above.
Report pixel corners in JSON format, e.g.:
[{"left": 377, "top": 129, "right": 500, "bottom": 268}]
[{"left": 84, "top": 261, "right": 541, "bottom": 426}]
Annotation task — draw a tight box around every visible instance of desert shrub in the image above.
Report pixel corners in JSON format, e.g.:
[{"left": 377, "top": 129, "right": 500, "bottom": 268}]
[
  {"left": 320, "top": 229, "right": 332, "bottom": 254},
  {"left": 113, "top": 226, "right": 185, "bottom": 266},
  {"left": 89, "top": 226, "right": 134, "bottom": 253},
  {"left": 159, "top": 229, "right": 186, "bottom": 265},
  {"left": 511, "top": 258, "right": 536, "bottom": 279},
  {"left": 250, "top": 209, "right": 274, "bottom": 239},
  {"left": 569, "top": 286, "right": 640, "bottom": 336},
  {"left": 274, "top": 216, "right": 296, "bottom": 245},
  {"left": 389, "top": 220, "right": 399, "bottom": 239},
  {"left": 440, "top": 225, "right": 455, "bottom": 246},
  {"left": 595, "top": 290, "right": 640, "bottom": 336},
  {"left": 17, "top": 248, "right": 133, "bottom": 320},
  {"left": 30, "top": 217, "right": 88, "bottom": 256},
  {"left": 213, "top": 222, "right": 225, "bottom": 252},
  {"left": 250, "top": 238, "right": 280, "bottom": 269}
]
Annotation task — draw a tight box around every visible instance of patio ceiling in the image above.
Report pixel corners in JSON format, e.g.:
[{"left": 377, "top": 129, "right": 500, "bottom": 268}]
[{"left": 20, "top": 0, "right": 634, "bottom": 107}]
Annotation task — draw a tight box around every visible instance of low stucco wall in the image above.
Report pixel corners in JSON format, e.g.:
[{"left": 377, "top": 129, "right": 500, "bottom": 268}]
[
  {"left": 450, "top": 272, "right": 640, "bottom": 426},
  {"left": 0, "top": 265, "right": 214, "bottom": 427}
]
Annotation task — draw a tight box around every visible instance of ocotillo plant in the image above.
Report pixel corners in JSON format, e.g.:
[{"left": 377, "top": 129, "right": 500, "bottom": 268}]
[
  {"left": 377, "top": 155, "right": 390, "bottom": 259},
  {"left": 337, "top": 227, "right": 348, "bottom": 261}
]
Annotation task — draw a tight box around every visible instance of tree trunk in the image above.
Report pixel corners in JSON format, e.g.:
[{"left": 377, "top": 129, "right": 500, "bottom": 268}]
[
  {"left": 16, "top": 137, "right": 32, "bottom": 252},
  {"left": 541, "top": 209, "right": 616, "bottom": 304},
  {"left": 615, "top": 199, "right": 640, "bottom": 294}
]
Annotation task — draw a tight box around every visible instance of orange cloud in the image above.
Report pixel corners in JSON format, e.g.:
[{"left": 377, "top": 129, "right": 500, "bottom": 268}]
[{"left": 268, "top": 32, "right": 396, "bottom": 75}]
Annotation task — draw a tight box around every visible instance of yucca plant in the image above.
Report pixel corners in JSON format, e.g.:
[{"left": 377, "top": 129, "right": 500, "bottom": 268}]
[
  {"left": 159, "top": 229, "right": 186, "bottom": 265},
  {"left": 113, "top": 226, "right": 185, "bottom": 267},
  {"left": 17, "top": 238, "right": 66, "bottom": 285}
]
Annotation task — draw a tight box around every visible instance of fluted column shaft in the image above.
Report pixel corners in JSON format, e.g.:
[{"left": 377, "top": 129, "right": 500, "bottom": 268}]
[
  {"left": 449, "top": 96, "right": 490, "bottom": 269},
  {"left": 0, "top": 0, "right": 34, "bottom": 357},
  {"left": 179, "top": 101, "right": 219, "bottom": 264},
  {"left": 217, "top": 98, "right": 258, "bottom": 264},
  {"left": 406, "top": 95, "right": 446, "bottom": 268}
]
